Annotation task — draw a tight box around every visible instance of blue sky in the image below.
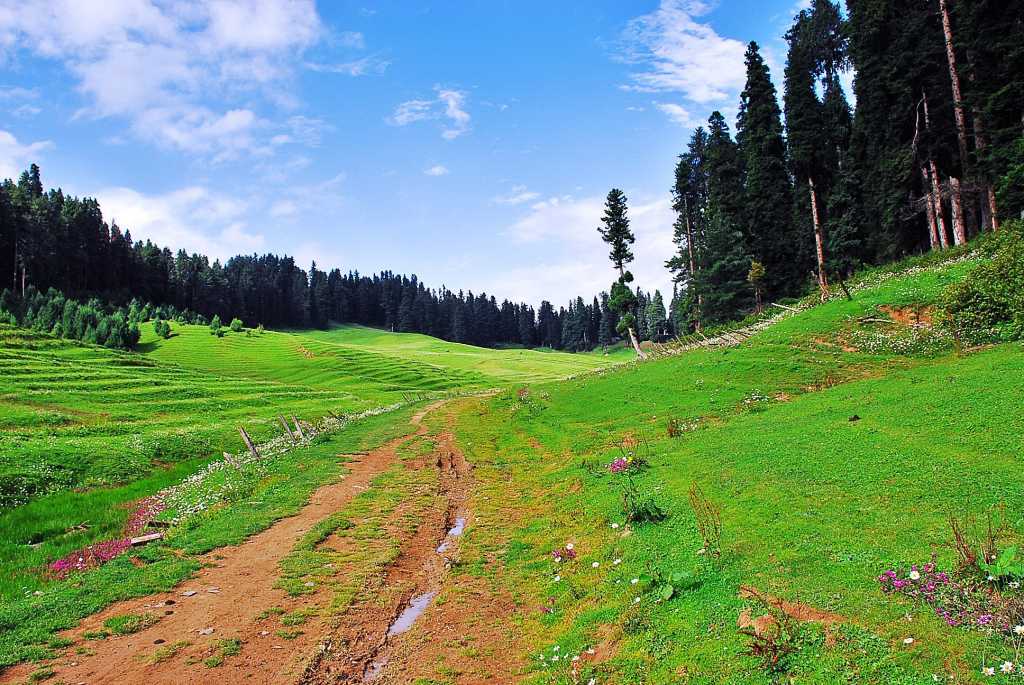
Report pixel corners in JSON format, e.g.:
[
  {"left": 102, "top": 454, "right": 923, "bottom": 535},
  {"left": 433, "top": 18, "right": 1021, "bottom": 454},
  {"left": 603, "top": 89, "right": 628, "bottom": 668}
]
[{"left": 0, "top": 0, "right": 809, "bottom": 306}]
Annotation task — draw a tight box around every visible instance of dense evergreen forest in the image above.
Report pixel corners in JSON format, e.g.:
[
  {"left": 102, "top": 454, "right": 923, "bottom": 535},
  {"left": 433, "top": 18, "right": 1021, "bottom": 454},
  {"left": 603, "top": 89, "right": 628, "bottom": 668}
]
[
  {"left": 663, "top": 0, "right": 1023, "bottom": 331},
  {"left": 1, "top": 0, "right": 1021, "bottom": 351}
]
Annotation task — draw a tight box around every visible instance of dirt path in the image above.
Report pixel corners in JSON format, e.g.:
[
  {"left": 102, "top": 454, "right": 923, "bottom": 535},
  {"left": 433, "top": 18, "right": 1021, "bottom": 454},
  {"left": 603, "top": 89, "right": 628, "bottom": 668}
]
[
  {"left": 2, "top": 399, "right": 522, "bottom": 684},
  {"left": 0, "top": 403, "right": 442, "bottom": 685},
  {"left": 299, "top": 420, "right": 517, "bottom": 684}
]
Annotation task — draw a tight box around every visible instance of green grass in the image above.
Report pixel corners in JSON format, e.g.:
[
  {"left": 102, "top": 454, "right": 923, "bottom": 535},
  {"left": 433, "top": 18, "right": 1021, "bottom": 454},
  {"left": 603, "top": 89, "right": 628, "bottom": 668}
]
[
  {"left": 0, "top": 322, "right": 610, "bottom": 509},
  {"left": 0, "top": 321, "right": 613, "bottom": 620},
  {"left": 0, "top": 404, "right": 421, "bottom": 667},
  {"left": 450, "top": 255, "right": 1024, "bottom": 684}
]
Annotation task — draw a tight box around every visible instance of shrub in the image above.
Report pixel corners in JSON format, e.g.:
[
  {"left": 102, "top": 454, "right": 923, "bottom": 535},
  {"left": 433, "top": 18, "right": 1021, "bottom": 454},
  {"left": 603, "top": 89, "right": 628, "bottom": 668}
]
[
  {"left": 209, "top": 314, "right": 222, "bottom": 336},
  {"left": 229, "top": 317, "right": 243, "bottom": 332},
  {"left": 941, "top": 221, "right": 1024, "bottom": 343},
  {"left": 619, "top": 473, "right": 666, "bottom": 523}
]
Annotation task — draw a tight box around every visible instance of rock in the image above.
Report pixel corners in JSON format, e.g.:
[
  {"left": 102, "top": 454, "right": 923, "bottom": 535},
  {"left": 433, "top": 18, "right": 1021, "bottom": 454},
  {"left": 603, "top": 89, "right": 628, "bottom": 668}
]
[
  {"left": 198, "top": 627, "right": 215, "bottom": 636},
  {"left": 181, "top": 590, "right": 198, "bottom": 597}
]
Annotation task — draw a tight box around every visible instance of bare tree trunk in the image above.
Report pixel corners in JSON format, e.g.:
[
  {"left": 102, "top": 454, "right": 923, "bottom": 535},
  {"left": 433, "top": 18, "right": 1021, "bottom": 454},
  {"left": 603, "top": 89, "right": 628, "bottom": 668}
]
[
  {"left": 617, "top": 265, "right": 647, "bottom": 359},
  {"left": 921, "top": 166, "right": 941, "bottom": 249},
  {"left": 682, "top": 197, "right": 702, "bottom": 333},
  {"left": 949, "top": 177, "right": 966, "bottom": 245},
  {"left": 808, "top": 176, "right": 829, "bottom": 300},
  {"left": 968, "top": 67, "right": 1000, "bottom": 230},
  {"left": 938, "top": 0, "right": 969, "bottom": 241},
  {"left": 929, "top": 160, "right": 950, "bottom": 249}
]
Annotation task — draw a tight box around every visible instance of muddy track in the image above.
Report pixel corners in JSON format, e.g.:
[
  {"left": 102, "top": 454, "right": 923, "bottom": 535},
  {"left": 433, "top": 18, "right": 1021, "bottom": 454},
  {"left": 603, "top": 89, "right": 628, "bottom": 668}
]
[
  {"left": 300, "top": 427, "right": 473, "bottom": 684},
  {"left": 0, "top": 402, "right": 444, "bottom": 685}
]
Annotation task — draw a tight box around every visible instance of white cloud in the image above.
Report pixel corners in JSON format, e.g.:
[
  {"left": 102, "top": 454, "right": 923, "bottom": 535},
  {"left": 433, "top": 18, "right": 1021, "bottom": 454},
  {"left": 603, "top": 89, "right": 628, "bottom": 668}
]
[
  {"left": 269, "top": 199, "right": 299, "bottom": 217},
  {"left": 501, "top": 192, "right": 675, "bottom": 304},
  {"left": 305, "top": 55, "right": 390, "bottom": 76},
  {"left": 0, "top": 129, "right": 52, "bottom": 180},
  {"left": 387, "top": 86, "right": 471, "bottom": 140},
  {"left": 424, "top": 165, "right": 449, "bottom": 176},
  {"left": 654, "top": 102, "right": 696, "bottom": 126},
  {"left": 0, "top": 0, "right": 331, "bottom": 159},
  {"left": 620, "top": 1, "right": 747, "bottom": 125},
  {"left": 95, "top": 184, "right": 264, "bottom": 259},
  {"left": 336, "top": 31, "right": 365, "bottom": 49},
  {"left": 493, "top": 184, "right": 540, "bottom": 205}
]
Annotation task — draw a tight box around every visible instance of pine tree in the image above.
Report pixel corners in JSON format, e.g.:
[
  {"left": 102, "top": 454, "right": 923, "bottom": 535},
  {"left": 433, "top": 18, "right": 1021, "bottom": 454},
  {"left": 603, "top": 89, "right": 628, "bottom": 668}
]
[
  {"left": 646, "top": 290, "right": 668, "bottom": 342},
  {"left": 693, "top": 207, "right": 752, "bottom": 324},
  {"left": 736, "top": 41, "right": 803, "bottom": 298},
  {"left": 597, "top": 189, "right": 645, "bottom": 358}
]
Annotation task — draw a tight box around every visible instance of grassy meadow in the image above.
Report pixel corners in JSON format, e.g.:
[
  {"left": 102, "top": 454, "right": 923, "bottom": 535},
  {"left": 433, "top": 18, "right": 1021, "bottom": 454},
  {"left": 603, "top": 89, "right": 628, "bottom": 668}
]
[
  {"left": 0, "top": 322, "right": 611, "bottom": 631},
  {"left": 443, "top": 254, "right": 1024, "bottom": 684}
]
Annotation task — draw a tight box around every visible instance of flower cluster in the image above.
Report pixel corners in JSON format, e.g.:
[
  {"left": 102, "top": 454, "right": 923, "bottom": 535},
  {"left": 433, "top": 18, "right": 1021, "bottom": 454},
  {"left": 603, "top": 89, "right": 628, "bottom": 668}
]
[
  {"left": 48, "top": 538, "right": 131, "bottom": 578},
  {"left": 607, "top": 458, "right": 631, "bottom": 474},
  {"left": 879, "top": 557, "right": 1024, "bottom": 635},
  {"left": 552, "top": 543, "right": 576, "bottom": 563}
]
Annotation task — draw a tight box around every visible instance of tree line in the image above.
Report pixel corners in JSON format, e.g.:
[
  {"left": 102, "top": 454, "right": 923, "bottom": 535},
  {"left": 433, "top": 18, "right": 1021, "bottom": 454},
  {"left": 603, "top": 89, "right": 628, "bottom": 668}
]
[
  {"left": 657, "top": 0, "right": 1023, "bottom": 331},
  {"left": 2, "top": 0, "right": 1020, "bottom": 352},
  {"left": 1, "top": 165, "right": 666, "bottom": 351}
]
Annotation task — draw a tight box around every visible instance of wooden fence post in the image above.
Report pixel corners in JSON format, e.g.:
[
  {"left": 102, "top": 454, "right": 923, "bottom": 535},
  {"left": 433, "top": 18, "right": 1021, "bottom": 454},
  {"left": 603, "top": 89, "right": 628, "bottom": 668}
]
[
  {"left": 291, "top": 416, "right": 306, "bottom": 441},
  {"left": 279, "top": 415, "right": 297, "bottom": 443},
  {"left": 238, "top": 427, "right": 260, "bottom": 458}
]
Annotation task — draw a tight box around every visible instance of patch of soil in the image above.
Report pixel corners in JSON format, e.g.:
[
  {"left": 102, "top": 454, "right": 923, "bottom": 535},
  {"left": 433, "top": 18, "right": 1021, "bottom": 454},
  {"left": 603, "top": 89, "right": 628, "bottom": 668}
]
[
  {"left": 879, "top": 305, "right": 934, "bottom": 327},
  {"left": 738, "top": 585, "right": 846, "bottom": 626},
  {"left": 0, "top": 403, "right": 444, "bottom": 685}
]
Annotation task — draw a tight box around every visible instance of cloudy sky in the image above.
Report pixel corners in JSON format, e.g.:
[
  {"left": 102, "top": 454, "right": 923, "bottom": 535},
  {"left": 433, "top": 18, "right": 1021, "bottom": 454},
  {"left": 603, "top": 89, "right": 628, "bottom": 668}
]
[{"left": 0, "top": 0, "right": 810, "bottom": 306}]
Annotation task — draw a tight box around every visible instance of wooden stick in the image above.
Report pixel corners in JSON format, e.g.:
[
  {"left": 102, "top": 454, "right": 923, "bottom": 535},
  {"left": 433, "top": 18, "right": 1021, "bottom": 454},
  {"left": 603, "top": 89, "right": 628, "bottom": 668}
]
[
  {"left": 771, "top": 302, "right": 799, "bottom": 312},
  {"left": 238, "top": 427, "right": 259, "bottom": 458},
  {"left": 279, "top": 415, "right": 297, "bottom": 443},
  {"left": 292, "top": 416, "right": 306, "bottom": 441}
]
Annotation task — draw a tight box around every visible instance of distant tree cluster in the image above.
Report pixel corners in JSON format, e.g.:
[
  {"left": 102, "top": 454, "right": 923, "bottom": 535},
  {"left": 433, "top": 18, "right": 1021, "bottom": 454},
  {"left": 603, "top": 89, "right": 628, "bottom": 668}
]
[
  {"left": 664, "top": 0, "right": 1023, "bottom": 329},
  {"left": 0, "top": 164, "right": 652, "bottom": 352},
  {"left": 0, "top": 288, "right": 140, "bottom": 350}
]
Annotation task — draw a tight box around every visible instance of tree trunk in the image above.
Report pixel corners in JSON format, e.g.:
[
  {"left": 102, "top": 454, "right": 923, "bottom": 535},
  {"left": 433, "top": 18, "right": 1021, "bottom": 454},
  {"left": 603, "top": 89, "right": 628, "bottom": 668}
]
[
  {"left": 921, "top": 166, "right": 941, "bottom": 249},
  {"left": 808, "top": 176, "right": 829, "bottom": 300},
  {"left": 617, "top": 264, "right": 647, "bottom": 359},
  {"left": 626, "top": 326, "right": 646, "bottom": 359},
  {"left": 928, "top": 160, "right": 950, "bottom": 249},
  {"left": 968, "top": 57, "right": 1000, "bottom": 230},
  {"left": 949, "top": 177, "right": 967, "bottom": 245},
  {"left": 682, "top": 197, "right": 702, "bottom": 333},
  {"left": 938, "top": 0, "right": 969, "bottom": 241}
]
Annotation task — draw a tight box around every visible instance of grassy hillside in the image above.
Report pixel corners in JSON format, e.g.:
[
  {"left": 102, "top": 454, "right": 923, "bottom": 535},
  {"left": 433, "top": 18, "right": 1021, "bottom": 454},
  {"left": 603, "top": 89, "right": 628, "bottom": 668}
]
[
  {"left": 449, "top": 253, "right": 1024, "bottom": 683},
  {"left": 303, "top": 324, "right": 629, "bottom": 383},
  {"left": 0, "top": 322, "right": 610, "bottom": 506}
]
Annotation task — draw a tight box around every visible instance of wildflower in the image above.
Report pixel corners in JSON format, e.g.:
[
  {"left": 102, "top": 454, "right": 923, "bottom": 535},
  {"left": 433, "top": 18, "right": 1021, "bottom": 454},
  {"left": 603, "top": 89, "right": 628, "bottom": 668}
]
[
  {"left": 978, "top": 614, "right": 993, "bottom": 626},
  {"left": 630, "top": 578, "right": 639, "bottom": 585},
  {"left": 903, "top": 637, "right": 914, "bottom": 645},
  {"left": 592, "top": 562, "right": 600, "bottom": 568},
  {"left": 610, "top": 523, "right": 620, "bottom": 529},
  {"left": 633, "top": 597, "right": 641, "bottom": 604},
  {"left": 613, "top": 558, "right": 622, "bottom": 565},
  {"left": 566, "top": 543, "right": 574, "bottom": 551},
  {"left": 553, "top": 575, "right": 561, "bottom": 582},
  {"left": 909, "top": 570, "right": 921, "bottom": 581},
  {"left": 1010, "top": 581, "right": 1021, "bottom": 590},
  {"left": 1000, "top": 662, "right": 1014, "bottom": 674},
  {"left": 1014, "top": 625, "right": 1024, "bottom": 635},
  {"left": 553, "top": 646, "right": 559, "bottom": 651},
  {"left": 982, "top": 666, "right": 995, "bottom": 676}
]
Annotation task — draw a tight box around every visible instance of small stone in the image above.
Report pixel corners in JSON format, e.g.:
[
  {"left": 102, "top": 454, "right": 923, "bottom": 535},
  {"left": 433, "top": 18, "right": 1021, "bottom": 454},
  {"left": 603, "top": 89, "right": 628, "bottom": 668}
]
[
  {"left": 181, "top": 590, "right": 197, "bottom": 597},
  {"left": 198, "top": 627, "right": 215, "bottom": 636}
]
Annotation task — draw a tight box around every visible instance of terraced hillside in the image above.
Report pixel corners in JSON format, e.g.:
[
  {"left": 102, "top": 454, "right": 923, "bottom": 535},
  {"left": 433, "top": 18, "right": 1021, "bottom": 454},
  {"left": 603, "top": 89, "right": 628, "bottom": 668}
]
[{"left": 0, "top": 323, "right": 609, "bottom": 509}]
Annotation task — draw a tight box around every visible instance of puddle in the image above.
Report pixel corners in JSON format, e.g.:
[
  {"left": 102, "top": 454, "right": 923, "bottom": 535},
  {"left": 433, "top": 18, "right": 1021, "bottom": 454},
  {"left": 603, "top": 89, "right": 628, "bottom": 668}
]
[
  {"left": 436, "top": 516, "right": 467, "bottom": 554},
  {"left": 388, "top": 590, "right": 437, "bottom": 637},
  {"left": 363, "top": 657, "right": 387, "bottom": 682}
]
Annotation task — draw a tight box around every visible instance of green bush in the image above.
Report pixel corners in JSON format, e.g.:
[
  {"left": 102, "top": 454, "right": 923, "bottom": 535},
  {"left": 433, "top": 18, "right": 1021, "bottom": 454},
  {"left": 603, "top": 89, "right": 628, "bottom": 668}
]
[
  {"left": 209, "top": 315, "right": 222, "bottom": 336},
  {"left": 229, "top": 317, "right": 243, "bottom": 332},
  {"left": 941, "top": 221, "right": 1024, "bottom": 343}
]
